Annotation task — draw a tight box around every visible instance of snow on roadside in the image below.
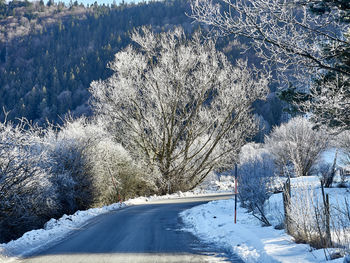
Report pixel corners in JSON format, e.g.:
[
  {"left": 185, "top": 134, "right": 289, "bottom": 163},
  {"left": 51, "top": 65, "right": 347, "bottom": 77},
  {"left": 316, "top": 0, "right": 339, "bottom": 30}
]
[
  {"left": 180, "top": 176, "right": 349, "bottom": 263},
  {"left": 0, "top": 202, "right": 126, "bottom": 262},
  {"left": 180, "top": 198, "right": 345, "bottom": 263},
  {"left": 0, "top": 185, "right": 232, "bottom": 262},
  {"left": 124, "top": 188, "right": 225, "bottom": 205}
]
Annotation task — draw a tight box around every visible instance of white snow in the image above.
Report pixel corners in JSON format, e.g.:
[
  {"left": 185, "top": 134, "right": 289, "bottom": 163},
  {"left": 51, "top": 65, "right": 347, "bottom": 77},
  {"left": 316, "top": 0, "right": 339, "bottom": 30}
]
[
  {"left": 320, "top": 148, "right": 348, "bottom": 168},
  {"left": 180, "top": 176, "right": 350, "bottom": 263},
  {"left": 181, "top": 199, "right": 345, "bottom": 263}
]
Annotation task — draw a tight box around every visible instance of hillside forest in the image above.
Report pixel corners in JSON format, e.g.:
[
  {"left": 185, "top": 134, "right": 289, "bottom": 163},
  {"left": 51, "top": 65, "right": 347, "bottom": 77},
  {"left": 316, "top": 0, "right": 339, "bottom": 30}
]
[{"left": 0, "top": 0, "right": 284, "bottom": 130}]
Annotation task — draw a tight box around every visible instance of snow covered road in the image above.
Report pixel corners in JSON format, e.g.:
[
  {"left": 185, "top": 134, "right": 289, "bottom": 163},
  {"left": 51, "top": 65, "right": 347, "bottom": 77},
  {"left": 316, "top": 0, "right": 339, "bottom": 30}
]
[{"left": 15, "top": 193, "right": 243, "bottom": 263}]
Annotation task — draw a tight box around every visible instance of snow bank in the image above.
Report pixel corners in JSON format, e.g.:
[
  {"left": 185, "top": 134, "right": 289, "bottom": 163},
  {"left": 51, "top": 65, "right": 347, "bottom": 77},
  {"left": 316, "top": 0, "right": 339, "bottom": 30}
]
[
  {"left": 181, "top": 176, "right": 349, "bottom": 263},
  {"left": 124, "top": 189, "right": 210, "bottom": 205},
  {"left": 181, "top": 198, "right": 345, "bottom": 263}
]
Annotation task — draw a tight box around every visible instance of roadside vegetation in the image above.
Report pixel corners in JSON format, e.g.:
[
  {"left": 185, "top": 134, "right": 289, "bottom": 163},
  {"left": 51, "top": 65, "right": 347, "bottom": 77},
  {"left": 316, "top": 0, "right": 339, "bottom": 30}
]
[
  {"left": 0, "top": 115, "right": 153, "bottom": 242},
  {"left": 238, "top": 120, "right": 350, "bottom": 259},
  {"left": 191, "top": 0, "right": 350, "bottom": 258},
  {"left": 0, "top": 0, "right": 349, "bottom": 261},
  {"left": 0, "top": 24, "right": 267, "bottom": 243}
]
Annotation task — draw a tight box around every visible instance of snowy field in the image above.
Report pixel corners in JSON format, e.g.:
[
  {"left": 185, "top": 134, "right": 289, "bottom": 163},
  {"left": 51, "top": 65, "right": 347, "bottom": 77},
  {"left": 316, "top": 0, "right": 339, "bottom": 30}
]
[{"left": 181, "top": 176, "right": 350, "bottom": 263}]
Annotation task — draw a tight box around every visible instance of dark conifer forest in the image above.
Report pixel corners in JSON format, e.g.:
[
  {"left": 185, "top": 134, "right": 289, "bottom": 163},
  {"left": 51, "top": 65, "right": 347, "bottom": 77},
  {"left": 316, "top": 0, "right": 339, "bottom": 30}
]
[
  {"left": 0, "top": 0, "right": 284, "bottom": 130},
  {"left": 0, "top": 0, "right": 193, "bottom": 122}
]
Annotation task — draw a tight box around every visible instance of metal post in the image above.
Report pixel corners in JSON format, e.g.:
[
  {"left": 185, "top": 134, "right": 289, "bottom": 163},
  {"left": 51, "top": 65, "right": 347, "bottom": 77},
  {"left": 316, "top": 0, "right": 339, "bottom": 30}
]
[{"left": 234, "top": 163, "right": 238, "bottom": 224}]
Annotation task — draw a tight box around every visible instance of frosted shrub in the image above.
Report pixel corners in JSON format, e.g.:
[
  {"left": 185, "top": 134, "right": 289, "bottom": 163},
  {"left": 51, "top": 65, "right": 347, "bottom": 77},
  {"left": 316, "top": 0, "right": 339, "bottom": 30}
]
[
  {"left": 44, "top": 118, "right": 96, "bottom": 212},
  {"left": 89, "top": 134, "right": 155, "bottom": 205},
  {"left": 238, "top": 143, "right": 276, "bottom": 226},
  {"left": 0, "top": 121, "right": 58, "bottom": 242},
  {"left": 0, "top": 115, "right": 153, "bottom": 243},
  {"left": 45, "top": 117, "right": 151, "bottom": 210},
  {"left": 266, "top": 117, "right": 328, "bottom": 178},
  {"left": 317, "top": 163, "right": 336, "bottom": 188}
]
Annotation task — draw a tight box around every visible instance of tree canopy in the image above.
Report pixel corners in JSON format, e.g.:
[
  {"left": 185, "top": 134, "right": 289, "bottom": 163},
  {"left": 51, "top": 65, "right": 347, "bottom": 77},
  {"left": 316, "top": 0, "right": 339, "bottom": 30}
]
[
  {"left": 90, "top": 27, "right": 268, "bottom": 194},
  {"left": 191, "top": 0, "right": 350, "bottom": 131}
]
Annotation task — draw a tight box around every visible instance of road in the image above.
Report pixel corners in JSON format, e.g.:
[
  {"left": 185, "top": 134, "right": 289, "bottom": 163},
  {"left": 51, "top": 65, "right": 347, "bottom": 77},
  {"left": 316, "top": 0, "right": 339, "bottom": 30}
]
[{"left": 20, "top": 194, "right": 243, "bottom": 263}]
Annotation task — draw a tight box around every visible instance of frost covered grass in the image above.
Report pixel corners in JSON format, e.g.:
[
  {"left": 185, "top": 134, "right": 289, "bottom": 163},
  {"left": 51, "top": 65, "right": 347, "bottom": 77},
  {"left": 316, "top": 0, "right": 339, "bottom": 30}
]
[
  {"left": 266, "top": 176, "right": 350, "bottom": 254},
  {"left": 181, "top": 176, "right": 350, "bottom": 263}
]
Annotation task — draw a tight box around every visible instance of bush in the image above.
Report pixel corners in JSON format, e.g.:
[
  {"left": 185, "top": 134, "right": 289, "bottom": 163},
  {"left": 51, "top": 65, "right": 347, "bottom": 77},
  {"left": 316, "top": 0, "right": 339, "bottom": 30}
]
[
  {"left": 0, "top": 116, "right": 157, "bottom": 243},
  {"left": 43, "top": 118, "right": 96, "bottom": 213},
  {"left": 89, "top": 136, "right": 155, "bottom": 205},
  {"left": 238, "top": 143, "right": 276, "bottom": 226},
  {"left": 0, "top": 121, "right": 58, "bottom": 243},
  {"left": 46, "top": 117, "right": 156, "bottom": 208},
  {"left": 266, "top": 117, "right": 328, "bottom": 177}
]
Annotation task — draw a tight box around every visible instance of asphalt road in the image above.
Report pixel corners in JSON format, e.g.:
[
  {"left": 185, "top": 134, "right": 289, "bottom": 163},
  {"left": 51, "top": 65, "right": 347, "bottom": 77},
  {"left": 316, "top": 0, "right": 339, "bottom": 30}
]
[{"left": 20, "top": 194, "right": 243, "bottom": 263}]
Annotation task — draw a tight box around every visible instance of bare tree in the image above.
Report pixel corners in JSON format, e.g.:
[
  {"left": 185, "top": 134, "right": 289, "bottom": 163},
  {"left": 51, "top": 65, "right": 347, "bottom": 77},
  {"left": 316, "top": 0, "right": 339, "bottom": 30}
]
[
  {"left": 90, "top": 27, "right": 268, "bottom": 194},
  {"left": 266, "top": 117, "right": 328, "bottom": 177},
  {"left": 191, "top": 0, "right": 350, "bottom": 83}
]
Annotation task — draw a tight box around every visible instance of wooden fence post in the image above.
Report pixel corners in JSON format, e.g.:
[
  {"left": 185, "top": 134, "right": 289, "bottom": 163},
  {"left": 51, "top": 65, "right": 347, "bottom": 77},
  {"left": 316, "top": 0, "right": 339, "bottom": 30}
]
[
  {"left": 234, "top": 164, "right": 238, "bottom": 224},
  {"left": 325, "top": 194, "right": 332, "bottom": 247},
  {"left": 321, "top": 184, "right": 332, "bottom": 247},
  {"left": 283, "top": 176, "right": 292, "bottom": 234}
]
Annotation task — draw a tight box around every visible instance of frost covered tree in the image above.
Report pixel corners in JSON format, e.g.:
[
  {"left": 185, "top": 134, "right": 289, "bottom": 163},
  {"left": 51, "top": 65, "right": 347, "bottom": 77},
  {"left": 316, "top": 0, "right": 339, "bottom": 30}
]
[
  {"left": 191, "top": 0, "right": 350, "bottom": 131},
  {"left": 238, "top": 143, "right": 276, "bottom": 226},
  {"left": 0, "top": 120, "right": 57, "bottom": 242},
  {"left": 299, "top": 73, "right": 350, "bottom": 132},
  {"left": 266, "top": 117, "right": 328, "bottom": 177},
  {"left": 90, "top": 27, "right": 268, "bottom": 194},
  {"left": 191, "top": 0, "right": 350, "bottom": 83}
]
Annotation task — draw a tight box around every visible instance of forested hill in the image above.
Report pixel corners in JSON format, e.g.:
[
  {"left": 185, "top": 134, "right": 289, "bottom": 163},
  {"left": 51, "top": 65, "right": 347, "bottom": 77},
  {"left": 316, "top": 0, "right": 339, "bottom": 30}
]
[{"left": 0, "top": 0, "right": 283, "bottom": 131}]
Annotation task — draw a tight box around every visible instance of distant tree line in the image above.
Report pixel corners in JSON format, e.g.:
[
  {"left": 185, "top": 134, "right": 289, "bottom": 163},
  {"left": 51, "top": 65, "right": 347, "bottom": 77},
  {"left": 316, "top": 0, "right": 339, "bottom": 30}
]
[
  {"left": 0, "top": 0, "right": 195, "bottom": 124},
  {"left": 0, "top": 0, "right": 284, "bottom": 134}
]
